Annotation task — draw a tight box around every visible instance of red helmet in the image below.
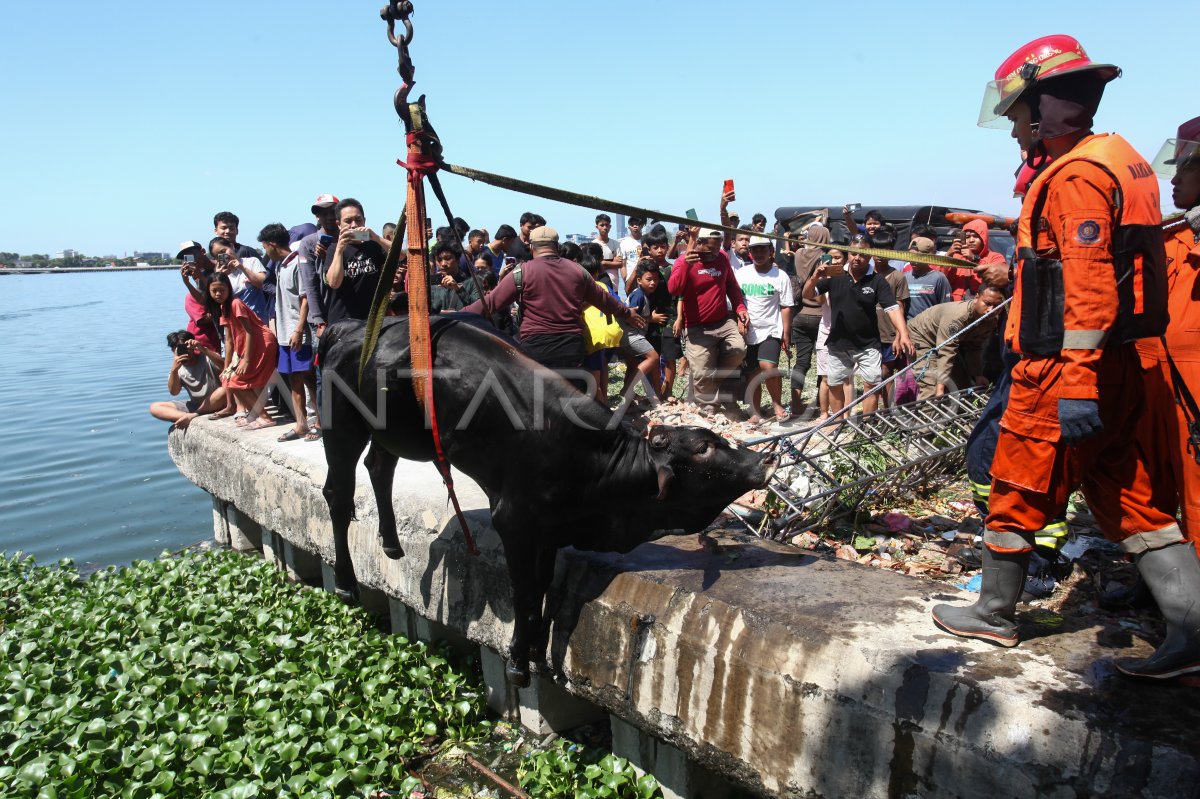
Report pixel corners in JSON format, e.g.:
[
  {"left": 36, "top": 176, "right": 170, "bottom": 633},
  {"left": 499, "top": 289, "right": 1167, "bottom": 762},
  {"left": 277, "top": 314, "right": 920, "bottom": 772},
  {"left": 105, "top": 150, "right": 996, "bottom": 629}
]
[
  {"left": 1151, "top": 116, "right": 1200, "bottom": 177},
  {"left": 1013, "top": 154, "right": 1049, "bottom": 198},
  {"left": 978, "top": 35, "right": 1120, "bottom": 128}
]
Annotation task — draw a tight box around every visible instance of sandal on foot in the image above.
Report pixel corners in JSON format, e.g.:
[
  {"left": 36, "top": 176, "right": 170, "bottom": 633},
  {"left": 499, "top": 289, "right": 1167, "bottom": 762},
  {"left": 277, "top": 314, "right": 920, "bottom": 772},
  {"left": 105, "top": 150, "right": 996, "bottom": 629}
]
[
  {"left": 277, "top": 428, "right": 305, "bottom": 442},
  {"left": 304, "top": 429, "right": 323, "bottom": 442},
  {"left": 245, "top": 418, "right": 277, "bottom": 431},
  {"left": 210, "top": 410, "right": 236, "bottom": 420}
]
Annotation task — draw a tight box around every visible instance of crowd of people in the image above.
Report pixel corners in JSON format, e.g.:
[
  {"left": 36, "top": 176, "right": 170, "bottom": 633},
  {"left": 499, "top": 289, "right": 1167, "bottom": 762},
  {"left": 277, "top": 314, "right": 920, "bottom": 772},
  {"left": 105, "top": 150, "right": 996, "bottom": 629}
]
[
  {"left": 146, "top": 28, "right": 1200, "bottom": 683},
  {"left": 149, "top": 195, "right": 1010, "bottom": 435}
]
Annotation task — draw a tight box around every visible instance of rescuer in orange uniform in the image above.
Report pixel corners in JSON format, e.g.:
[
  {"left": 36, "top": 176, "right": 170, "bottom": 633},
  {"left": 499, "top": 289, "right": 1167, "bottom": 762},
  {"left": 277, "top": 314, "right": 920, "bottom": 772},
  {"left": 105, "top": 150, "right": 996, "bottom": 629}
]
[
  {"left": 1139, "top": 118, "right": 1200, "bottom": 556},
  {"left": 932, "top": 35, "right": 1200, "bottom": 680}
]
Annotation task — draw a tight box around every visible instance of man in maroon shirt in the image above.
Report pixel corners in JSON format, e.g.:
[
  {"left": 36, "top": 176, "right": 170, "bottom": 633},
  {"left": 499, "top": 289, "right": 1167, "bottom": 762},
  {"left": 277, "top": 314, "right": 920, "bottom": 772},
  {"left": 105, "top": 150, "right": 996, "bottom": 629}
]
[
  {"left": 465, "top": 226, "right": 643, "bottom": 376},
  {"left": 667, "top": 228, "right": 749, "bottom": 411}
]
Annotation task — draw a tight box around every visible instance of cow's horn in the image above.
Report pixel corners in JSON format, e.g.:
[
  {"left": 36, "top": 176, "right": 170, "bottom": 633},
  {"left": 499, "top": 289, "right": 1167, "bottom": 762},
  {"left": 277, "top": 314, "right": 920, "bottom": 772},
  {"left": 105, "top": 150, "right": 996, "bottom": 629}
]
[{"left": 655, "top": 465, "right": 674, "bottom": 501}]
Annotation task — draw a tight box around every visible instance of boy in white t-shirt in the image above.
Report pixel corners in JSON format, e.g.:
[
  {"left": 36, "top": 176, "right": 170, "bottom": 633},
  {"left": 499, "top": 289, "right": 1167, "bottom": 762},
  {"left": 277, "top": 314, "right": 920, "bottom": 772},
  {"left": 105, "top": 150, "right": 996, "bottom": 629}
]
[
  {"left": 593, "top": 213, "right": 626, "bottom": 299},
  {"left": 617, "top": 216, "right": 644, "bottom": 295},
  {"left": 736, "top": 236, "right": 794, "bottom": 423}
]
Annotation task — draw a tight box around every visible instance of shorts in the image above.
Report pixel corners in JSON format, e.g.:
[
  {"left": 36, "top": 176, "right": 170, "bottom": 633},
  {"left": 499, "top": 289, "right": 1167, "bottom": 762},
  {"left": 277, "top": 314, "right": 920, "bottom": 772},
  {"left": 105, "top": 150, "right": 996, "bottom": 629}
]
[
  {"left": 881, "top": 342, "right": 899, "bottom": 365},
  {"left": 815, "top": 346, "right": 829, "bottom": 377},
  {"left": 827, "top": 346, "right": 883, "bottom": 386},
  {"left": 172, "top": 398, "right": 205, "bottom": 413},
  {"left": 582, "top": 350, "right": 607, "bottom": 371},
  {"left": 746, "top": 337, "right": 783, "bottom": 366},
  {"left": 278, "top": 344, "right": 315, "bottom": 374},
  {"left": 617, "top": 329, "right": 656, "bottom": 359},
  {"left": 649, "top": 334, "right": 683, "bottom": 361}
]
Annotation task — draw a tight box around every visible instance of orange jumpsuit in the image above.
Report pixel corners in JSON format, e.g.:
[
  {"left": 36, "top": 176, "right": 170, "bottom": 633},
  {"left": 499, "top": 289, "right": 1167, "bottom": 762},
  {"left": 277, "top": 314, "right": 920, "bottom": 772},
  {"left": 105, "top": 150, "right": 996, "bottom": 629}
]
[
  {"left": 1136, "top": 223, "right": 1200, "bottom": 555},
  {"left": 985, "top": 134, "right": 1184, "bottom": 555}
]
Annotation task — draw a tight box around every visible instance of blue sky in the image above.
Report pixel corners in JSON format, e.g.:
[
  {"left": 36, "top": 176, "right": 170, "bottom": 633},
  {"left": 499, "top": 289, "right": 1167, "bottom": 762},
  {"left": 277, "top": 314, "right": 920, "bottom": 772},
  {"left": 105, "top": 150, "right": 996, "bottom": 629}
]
[{"left": 0, "top": 1, "right": 1190, "bottom": 256}]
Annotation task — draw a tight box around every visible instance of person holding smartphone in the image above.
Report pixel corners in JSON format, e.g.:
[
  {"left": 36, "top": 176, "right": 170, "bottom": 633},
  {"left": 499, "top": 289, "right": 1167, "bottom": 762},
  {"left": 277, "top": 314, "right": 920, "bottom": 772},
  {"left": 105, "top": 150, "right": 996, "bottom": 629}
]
[
  {"left": 324, "top": 198, "right": 391, "bottom": 323},
  {"left": 295, "top": 194, "right": 341, "bottom": 339},
  {"left": 207, "top": 237, "right": 270, "bottom": 323},
  {"left": 176, "top": 240, "right": 222, "bottom": 351},
  {"left": 149, "top": 330, "right": 227, "bottom": 429}
]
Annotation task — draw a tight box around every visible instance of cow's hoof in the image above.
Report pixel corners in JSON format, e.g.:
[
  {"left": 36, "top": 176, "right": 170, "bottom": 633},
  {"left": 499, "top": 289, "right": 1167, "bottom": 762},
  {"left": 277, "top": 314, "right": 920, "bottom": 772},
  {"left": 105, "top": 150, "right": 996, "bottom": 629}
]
[
  {"left": 381, "top": 543, "right": 405, "bottom": 560},
  {"left": 505, "top": 661, "right": 531, "bottom": 688}
]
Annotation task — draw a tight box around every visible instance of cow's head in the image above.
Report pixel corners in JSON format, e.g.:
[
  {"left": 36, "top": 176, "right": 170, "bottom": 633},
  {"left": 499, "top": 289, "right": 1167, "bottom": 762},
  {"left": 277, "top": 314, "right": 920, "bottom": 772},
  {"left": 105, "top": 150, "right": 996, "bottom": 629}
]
[{"left": 644, "top": 425, "right": 776, "bottom": 533}]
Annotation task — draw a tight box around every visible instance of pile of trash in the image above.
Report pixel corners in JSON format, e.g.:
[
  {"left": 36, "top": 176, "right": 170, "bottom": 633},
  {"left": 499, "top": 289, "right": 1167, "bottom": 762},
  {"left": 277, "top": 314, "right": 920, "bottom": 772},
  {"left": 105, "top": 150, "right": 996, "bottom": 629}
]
[{"left": 630, "top": 396, "right": 809, "bottom": 441}]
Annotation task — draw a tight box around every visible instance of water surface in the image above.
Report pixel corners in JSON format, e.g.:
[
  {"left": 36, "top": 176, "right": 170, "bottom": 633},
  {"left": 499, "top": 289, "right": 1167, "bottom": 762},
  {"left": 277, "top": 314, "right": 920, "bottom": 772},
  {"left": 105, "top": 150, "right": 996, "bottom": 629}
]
[{"left": 0, "top": 270, "right": 212, "bottom": 566}]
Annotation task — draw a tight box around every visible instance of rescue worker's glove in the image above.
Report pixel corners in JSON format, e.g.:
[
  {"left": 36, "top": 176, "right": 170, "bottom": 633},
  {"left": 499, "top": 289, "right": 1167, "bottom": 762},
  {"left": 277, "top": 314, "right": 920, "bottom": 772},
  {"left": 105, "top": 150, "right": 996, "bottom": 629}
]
[{"left": 1058, "top": 399, "right": 1103, "bottom": 445}]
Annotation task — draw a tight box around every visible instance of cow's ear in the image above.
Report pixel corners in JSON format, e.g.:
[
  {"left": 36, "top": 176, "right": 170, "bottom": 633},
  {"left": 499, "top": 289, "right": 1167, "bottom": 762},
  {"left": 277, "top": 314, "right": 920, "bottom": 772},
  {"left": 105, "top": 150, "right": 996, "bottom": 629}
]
[
  {"left": 655, "top": 465, "right": 675, "bottom": 501},
  {"left": 650, "top": 431, "right": 670, "bottom": 450}
]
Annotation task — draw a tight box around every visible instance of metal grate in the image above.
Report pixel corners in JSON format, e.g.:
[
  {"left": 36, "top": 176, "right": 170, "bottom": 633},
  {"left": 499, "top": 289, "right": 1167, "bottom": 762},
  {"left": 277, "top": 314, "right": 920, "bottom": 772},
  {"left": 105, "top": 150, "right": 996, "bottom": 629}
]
[{"left": 739, "top": 387, "right": 990, "bottom": 540}]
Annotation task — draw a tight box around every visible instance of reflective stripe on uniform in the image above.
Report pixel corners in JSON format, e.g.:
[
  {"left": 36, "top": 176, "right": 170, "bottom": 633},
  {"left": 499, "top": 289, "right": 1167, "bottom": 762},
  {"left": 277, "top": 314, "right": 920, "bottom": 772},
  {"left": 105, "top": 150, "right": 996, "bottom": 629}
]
[
  {"left": 972, "top": 480, "right": 992, "bottom": 503},
  {"left": 1062, "top": 329, "right": 1110, "bottom": 349},
  {"left": 984, "top": 529, "right": 1036, "bottom": 552},
  {"left": 1119, "top": 523, "right": 1185, "bottom": 555},
  {"left": 1034, "top": 520, "right": 1069, "bottom": 551}
]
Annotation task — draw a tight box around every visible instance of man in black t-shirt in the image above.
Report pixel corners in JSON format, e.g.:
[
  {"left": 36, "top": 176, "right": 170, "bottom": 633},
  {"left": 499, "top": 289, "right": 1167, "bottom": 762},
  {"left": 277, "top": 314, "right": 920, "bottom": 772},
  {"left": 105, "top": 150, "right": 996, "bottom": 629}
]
[
  {"left": 324, "top": 198, "right": 390, "bottom": 323},
  {"left": 803, "top": 242, "right": 914, "bottom": 415}
]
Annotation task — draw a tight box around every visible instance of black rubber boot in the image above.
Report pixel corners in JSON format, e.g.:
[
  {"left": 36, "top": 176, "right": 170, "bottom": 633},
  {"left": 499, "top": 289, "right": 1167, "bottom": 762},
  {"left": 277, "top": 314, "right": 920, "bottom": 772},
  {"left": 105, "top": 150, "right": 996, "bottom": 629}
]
[
  {"left": 1116, "top": 542, "right": 1200, "bottom": 680},
  {"left": 932, "top": 545, "right": 1030, "bottom": 647}
]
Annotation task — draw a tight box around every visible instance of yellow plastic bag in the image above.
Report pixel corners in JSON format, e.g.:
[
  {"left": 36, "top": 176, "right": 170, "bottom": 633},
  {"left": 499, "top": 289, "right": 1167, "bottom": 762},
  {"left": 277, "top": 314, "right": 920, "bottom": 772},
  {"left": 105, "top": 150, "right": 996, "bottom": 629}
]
[{"left": 582, "top": 281, "right": 623, "bottom": 354}]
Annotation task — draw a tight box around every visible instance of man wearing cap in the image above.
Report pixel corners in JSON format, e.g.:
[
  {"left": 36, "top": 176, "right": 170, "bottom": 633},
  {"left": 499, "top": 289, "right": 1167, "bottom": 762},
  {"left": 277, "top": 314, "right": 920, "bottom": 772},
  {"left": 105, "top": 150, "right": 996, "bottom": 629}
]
[
  {"left": 295, "top": 194, "right": 340, "bottom": 338},
  {"left": 736, "top": 235, "right": 794, "bottom": 423},
  {"left": 176, "top": 240, "right": 221, "bottom": 351},
  {"left": 464, "top": 226, "right": 643, "bottom": 376},
  {"left": 904, "top": 237, "right": 952, "bottom": 319},
  {"left": 1138, "top": 116, "right": 1200, "bottom": 559},
  {"left": 931, "top": 35, "right": 1196, "bottom": 681},
  {"left": 668, "top": 228, "right": 749, "bottom": 415}
]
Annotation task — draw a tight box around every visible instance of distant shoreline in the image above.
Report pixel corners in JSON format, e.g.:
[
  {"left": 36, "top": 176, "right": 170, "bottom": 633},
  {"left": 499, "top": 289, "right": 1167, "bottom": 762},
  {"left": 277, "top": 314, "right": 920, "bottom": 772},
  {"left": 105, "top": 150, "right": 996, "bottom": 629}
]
[{"left": 0, "top": 265, "right": 177, "bottom": 275}]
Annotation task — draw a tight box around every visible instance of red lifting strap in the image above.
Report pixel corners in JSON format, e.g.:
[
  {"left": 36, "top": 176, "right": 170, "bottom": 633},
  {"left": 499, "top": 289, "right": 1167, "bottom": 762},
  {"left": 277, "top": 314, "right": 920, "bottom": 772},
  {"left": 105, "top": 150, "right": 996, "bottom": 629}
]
[
  {"left": 396, "top": 135, "right": 479, "bottom": 557},
  {"left": 397, "top": 132, "right": 441, "bottom": 185}
]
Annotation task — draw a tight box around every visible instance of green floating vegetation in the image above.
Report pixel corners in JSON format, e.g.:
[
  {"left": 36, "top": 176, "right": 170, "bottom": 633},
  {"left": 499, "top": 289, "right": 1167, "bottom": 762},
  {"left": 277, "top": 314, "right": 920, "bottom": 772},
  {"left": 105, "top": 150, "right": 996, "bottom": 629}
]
[
  {"left": 518, "top": 740, "right": 660, "bottom": 799},
  {"left": 0, "top": 551, "right": 661, "bottom": 798}
]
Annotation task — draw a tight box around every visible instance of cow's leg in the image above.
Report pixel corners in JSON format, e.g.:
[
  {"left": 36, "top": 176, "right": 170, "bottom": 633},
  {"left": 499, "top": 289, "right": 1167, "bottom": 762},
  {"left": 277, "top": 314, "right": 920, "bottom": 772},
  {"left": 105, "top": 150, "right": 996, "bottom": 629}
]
[
  {"left": 322, "top": 421, "right": 372, "bottom": 602},
  {"left": 364, "top": 444, "right": 404, "bottom": 559},
  {"left": 499, "top": 532, "right": 538, "bottom": 687},
  {"left": 527, "top": 547, "right": 559, "bottom": 671}
]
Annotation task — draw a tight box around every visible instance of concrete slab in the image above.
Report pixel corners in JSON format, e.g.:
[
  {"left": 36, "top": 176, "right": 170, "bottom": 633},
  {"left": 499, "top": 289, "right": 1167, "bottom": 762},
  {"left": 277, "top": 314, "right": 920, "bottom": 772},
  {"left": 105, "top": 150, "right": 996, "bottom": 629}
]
[{"left": 169, "top": 417, "right": 1200, "bottom": 799}]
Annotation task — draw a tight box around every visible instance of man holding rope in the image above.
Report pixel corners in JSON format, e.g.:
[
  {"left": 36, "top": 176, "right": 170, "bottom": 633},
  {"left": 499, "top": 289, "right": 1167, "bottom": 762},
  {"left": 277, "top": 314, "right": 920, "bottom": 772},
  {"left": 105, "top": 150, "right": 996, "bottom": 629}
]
[{"left": 931, "top": 35, "right": 1199, "bottom": 680}]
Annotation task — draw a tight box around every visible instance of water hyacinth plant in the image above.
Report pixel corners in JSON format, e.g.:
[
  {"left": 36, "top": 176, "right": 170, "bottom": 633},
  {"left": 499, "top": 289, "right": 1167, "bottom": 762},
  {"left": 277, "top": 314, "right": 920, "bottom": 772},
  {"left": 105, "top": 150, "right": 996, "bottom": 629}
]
[{"left": 0, "top": 551, "right": 662, "bottom": 798}]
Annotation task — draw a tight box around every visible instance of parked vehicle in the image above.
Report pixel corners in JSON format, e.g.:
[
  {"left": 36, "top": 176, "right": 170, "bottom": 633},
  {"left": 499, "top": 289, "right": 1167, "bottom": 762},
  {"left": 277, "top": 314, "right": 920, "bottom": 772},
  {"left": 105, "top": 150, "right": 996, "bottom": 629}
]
[{"left": 774, "top": 204, "right": 1017, "bottom": 263}]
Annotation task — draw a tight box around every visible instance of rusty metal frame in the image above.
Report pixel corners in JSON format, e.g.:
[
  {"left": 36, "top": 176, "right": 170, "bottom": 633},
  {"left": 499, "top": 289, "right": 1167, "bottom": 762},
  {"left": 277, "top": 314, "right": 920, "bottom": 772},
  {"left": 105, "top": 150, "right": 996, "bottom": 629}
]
[{"left": 738, "top": 387, "right": 990, "bottom": 540}]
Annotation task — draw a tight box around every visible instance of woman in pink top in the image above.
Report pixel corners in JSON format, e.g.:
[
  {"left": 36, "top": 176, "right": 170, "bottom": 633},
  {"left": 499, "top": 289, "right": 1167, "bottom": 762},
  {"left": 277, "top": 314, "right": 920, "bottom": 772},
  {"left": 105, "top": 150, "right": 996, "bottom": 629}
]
[{"left": 206, "top": 272, "right": 279, "bottom": 429}]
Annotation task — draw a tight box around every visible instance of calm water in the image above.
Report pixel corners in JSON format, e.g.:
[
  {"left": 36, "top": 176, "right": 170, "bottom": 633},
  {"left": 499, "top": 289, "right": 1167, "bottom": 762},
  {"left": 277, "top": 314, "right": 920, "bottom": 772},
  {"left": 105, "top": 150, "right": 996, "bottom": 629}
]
[{"left": 0, "top": 271, "right": 213, "bottom": 566}]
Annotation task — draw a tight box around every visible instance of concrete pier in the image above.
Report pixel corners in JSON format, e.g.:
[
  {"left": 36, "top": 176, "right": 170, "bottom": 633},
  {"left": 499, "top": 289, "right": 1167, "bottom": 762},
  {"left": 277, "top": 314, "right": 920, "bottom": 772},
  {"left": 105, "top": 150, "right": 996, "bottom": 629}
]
[{"left": 169, "top": 417, "right": 1200, "bottom": 799}]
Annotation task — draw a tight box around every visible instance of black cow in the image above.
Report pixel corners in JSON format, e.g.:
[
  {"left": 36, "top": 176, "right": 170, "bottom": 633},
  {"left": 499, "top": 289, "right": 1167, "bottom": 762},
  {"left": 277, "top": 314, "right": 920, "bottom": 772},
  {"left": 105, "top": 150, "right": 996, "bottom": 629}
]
[{"left": 319, "top": 315, "right": 775, "bottom": 686}]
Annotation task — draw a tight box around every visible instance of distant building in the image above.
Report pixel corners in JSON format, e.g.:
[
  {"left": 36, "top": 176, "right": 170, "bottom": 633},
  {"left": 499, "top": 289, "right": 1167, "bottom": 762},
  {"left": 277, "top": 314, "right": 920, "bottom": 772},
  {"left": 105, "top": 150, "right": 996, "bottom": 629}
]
[
  {"left": 54, "top": 249, "right": 78, "bottom": 260},
  {"left": 616, "top": 214, "right": 627, "bottom": 239},
  {"left": 134, "top": 251, "right": 168, "bottom": 261}
]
